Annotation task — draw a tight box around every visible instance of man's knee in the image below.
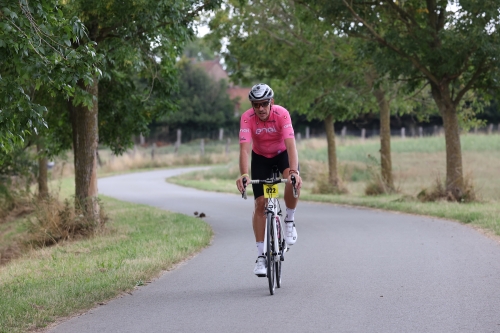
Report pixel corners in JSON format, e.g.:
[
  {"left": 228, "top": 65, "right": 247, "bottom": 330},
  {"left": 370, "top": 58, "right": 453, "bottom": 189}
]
[{"left": 254, "top": 196, "right": 266, "bottom": 211}]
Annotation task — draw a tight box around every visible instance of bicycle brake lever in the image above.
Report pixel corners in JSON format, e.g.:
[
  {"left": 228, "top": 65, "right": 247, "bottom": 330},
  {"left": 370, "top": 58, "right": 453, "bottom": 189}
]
[
  {"left": 242, "top": 177, "right": 248, "bottom": 200},
  {"left": 291, "top": 175, "right": 298, "bottom": 199}
]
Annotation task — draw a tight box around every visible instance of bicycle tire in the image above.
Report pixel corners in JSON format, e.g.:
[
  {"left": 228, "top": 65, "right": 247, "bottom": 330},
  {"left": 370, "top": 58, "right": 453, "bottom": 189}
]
[
  {"left": 275, "top": 260, "right": 281, "bottom": 288},
  {"left": 276, "top": 218, "right": 283, "bottom": 288},
  {"left": 266, "top": 212, "right": 275, "bottom": 295}
]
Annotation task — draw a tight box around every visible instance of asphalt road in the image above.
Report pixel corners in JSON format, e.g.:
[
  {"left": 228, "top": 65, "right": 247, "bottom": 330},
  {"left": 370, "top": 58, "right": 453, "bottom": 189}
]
[{"left": 48, "top": 167, "right": 500, "bottom": 333}]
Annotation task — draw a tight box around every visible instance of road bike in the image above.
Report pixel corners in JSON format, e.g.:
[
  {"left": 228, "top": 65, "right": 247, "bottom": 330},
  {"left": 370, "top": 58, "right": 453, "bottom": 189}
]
[{"left": 242, "top": 166, "right": 297, "bottom": 295}]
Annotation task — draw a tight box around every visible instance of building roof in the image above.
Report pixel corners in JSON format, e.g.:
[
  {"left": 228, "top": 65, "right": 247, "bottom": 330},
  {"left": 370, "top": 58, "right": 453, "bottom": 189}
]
[
  {"left": 227, "top": 87, "right": 248, "bottom": 102},
  {"left": 194, "top": 58, "right": 251, "bottom": 112},
  {"left": 196, "top": 58, "right": 229, "bottom": 82}
]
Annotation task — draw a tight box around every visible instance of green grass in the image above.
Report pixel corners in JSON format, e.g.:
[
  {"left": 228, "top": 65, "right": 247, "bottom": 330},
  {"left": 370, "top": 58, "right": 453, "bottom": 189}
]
[
  {"left": 300, "top": 134, "right": 500, "bottom": 163},
  {"left": 169, "top": 134, "right": 500, "bottom": 238},
  {"left": 170, "top": 173, "right": 500, "bottom": 236},
  {"left": 0, "top": 180, "right": 212, "bottom": 333}
]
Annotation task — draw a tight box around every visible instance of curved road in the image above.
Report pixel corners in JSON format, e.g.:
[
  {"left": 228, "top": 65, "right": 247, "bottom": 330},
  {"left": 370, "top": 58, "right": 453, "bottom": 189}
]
[{"left": 49, "top": 168, "right": 500, "bottom": 333}]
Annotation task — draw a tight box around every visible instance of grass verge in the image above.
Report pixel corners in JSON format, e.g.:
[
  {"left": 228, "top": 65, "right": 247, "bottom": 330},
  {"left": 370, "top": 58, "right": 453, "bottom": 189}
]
[
  {"left": 0, "top": 193, "right": 212, "bottom": 333},
  {"left": 168, "top": 168, "right": 500, "bottom": 237}
]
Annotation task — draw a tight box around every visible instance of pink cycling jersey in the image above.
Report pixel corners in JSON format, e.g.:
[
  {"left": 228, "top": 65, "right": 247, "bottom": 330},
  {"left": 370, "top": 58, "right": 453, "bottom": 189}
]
[{"left": 239, "top": 105, "right": 295, "bottom": 158}]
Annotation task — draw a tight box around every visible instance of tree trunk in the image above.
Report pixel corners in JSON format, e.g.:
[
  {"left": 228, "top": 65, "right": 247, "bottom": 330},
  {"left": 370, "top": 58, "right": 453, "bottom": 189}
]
[
  {"left": 430, "top": 82, "right": 464, "bottom": 198},
  {"left": 36, "top": 141, "right": 49, "bottom": 199},
  {"left": 365, "top": 69, "right": 394, "bottom": 192},
  {"left": 70, "top": 77, "right": 100, "bottom": 223},
  {"left": 324, "top": 115, "right": 340, "bottom": 188},
  {"left": 373, "top": 87, "right": 395, "bottom": 192}
]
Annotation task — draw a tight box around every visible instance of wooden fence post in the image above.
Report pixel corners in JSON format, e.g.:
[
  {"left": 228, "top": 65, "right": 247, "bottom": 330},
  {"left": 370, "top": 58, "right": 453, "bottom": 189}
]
[
  {"left": 200, "top": 139, "right": 205, "bottom": 156},
  {"left": 175, "top": 129, "right": 181, "bottom": 153},
  {"left": 225, "top": 138, "right": 231, "bottom": 155},
  {"left": 401, "top": 127, "right": 406, "bottom": 139},
  {"left": 151, "top": 142, "right": 156, "bottom": 160}
]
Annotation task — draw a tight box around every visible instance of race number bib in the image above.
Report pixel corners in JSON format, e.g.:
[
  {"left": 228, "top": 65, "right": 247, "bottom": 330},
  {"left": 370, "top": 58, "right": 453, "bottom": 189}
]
[{"left": 263, "top": 184, "right": 279, "bottom": 198}]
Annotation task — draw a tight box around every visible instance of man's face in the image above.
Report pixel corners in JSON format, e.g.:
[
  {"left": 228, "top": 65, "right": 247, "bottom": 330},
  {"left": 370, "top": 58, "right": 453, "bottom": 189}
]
[{"left": 252, "top": 99, "right": 273, "bottom": 121}]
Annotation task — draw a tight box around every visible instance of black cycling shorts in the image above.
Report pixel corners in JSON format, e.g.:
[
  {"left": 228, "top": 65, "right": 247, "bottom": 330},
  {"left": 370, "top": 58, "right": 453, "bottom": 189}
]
[{"left": 251, "top": 150, "right": 297, "bottom": 199}]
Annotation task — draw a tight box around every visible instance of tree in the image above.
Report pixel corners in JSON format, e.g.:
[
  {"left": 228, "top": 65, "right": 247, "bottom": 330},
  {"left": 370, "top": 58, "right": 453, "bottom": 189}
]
[
  {"left": 0, "top": 0, "right": 99, "bottom": 152},
  {"left": 308, "top": 0, "right": 500, "bottom": 199},
  {"left": 209, "top": 0, "right": 368, "bottom": 192},
  {"left": 184, "top": 37, "right": 217, "bottom": 61},
  {"left": 157, "top": 57, "right": 237, "bottom": 137},
  {"left": 55, "top": 0, "right": 222, "bottom": 222}
]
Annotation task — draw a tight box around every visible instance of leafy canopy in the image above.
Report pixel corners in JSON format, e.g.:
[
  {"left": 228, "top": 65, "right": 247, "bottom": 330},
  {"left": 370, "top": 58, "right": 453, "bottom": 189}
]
[{"left": 0, "top": 0, "right": 100, "bottom": 152}]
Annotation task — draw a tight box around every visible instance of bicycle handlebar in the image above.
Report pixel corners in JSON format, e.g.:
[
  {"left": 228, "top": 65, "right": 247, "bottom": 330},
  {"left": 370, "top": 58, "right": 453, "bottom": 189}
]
[{"left": 242, "top": 176, "right": 298, "bottom": 200}]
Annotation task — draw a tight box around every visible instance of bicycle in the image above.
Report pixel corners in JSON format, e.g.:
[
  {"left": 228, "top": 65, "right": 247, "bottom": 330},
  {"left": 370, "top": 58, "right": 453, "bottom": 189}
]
[{"left": 242, "top": 166, "right": 298, "bottom": 295}]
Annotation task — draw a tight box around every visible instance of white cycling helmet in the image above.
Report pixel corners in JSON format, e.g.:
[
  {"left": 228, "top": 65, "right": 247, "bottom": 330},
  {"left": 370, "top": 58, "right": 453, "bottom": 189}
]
[{"left": 248, "top": 83, "right": 274, "bottom": 102}]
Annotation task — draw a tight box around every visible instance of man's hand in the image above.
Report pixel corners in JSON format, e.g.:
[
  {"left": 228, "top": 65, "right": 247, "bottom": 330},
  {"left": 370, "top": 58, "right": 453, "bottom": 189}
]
[
  {"left": 236, "top": 174, "right": 249, "bottom": 194},
  {"left": 288, "top": 171, "right": 302, "bottom": 191}
]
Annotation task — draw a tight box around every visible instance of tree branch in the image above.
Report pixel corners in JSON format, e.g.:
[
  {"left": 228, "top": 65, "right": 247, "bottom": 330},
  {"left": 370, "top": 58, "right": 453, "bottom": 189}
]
[
  {"left": 404, "top": 82, "right": 430, "bottom": 101},
  {"left": 341, "top": 0, "right": 440, "bottom": 86},
  {"left": 261, "top": 27, "right": 296, "bottom": 47},
  {"left": 384, "top": 0, "right": 419, "bottom": 27},
  {"left": 453, "top": 59, "right": 488, "bottom": 106}
]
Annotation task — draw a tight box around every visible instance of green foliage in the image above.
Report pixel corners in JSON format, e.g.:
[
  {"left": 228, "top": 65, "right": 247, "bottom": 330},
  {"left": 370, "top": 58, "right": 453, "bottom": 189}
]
[
  {"left": 0, "top": 0, "right": 100, "bottom": 152},
  {"left": 0, "top": 147, "right": 36, "bottom": 221},
  {"left": 55, "top": 0, "right": 223, "bottom": 154},
  {"left": 208, "top": 0, "right": 367, "bottom": 121},
  {"left": 157, "top": 57, "right": 237, "bottom": 132},
  {"left": 184, "top": 37, "right": 217, "bottom": 61},
  {"left": 309, "top": 0, "right": 500, "bottom": 107}
]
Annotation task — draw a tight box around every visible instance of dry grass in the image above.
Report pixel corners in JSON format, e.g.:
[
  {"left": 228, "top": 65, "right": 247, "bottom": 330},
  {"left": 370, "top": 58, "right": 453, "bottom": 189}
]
[
  {"left": 25, "top": 197, "right": 108, "bottom": 248},
  {"left": 296, "top": 135, "right": 500, "bottom": 202},
  {"left": 416, "top": 172, "right": 477, "bottom": 203},
  {"left": 98, "top": 151, "right": 231, "bottom": 173}
]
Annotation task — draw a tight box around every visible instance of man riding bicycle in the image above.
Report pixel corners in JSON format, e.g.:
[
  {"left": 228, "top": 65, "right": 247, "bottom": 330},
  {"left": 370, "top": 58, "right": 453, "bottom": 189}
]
[{"left": 235, "top": 83, "right": 303, "bottom": 276}]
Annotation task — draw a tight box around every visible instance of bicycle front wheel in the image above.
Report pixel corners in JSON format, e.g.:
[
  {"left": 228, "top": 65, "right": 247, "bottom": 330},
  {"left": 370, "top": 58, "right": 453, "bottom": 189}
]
[
  {"left": 266, "top": 212, "right": 275, "bottom": 295},
  {"left": 276, "top": 222, "right": 283, "bottom": 288}
]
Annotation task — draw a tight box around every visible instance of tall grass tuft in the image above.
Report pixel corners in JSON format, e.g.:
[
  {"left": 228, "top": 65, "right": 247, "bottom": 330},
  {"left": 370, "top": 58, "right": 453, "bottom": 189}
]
[
  {"left": 25, "top": 197, "right": 108, "bottom": 248},
  {"left": 364, "top": 154, "right": 397, "bottom": 196},
  {"left": 417, "top": 173, "right": 477, "bottom": 203}
]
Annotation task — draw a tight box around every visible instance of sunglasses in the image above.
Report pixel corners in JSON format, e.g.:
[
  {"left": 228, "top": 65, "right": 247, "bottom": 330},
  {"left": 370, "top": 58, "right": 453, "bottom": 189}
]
[{"left": 252, "top": 100, "right": 271, "bottom": 108}]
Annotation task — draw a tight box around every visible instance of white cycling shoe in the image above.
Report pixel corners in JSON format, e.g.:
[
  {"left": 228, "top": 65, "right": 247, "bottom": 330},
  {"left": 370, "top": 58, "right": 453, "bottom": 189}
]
[
  {"left": 285, "top": 221, "right": 297, "bottom": 246},
  {"left": 254, "top": 256, "right": 266, "bottom": 277}
]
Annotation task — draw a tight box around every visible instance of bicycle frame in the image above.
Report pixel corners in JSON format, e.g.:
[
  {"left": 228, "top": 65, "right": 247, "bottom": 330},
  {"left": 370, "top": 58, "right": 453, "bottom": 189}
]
[
  {"left": 263, "top": 196, "right": 286, "bottom": 261},
  {"left": 242, "top": 167, "right": 297, "bottom": 294}
]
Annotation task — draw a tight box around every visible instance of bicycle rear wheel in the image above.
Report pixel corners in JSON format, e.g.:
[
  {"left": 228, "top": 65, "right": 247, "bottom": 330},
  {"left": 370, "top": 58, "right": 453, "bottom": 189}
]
[{"left": 266, "top": 212, "right": 275, "bottom": 295}]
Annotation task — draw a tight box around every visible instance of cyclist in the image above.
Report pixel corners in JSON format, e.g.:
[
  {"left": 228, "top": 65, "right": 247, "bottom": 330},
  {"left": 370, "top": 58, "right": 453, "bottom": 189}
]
[{"left": 235, "top": 83, "right": 303, "bottom": 276}]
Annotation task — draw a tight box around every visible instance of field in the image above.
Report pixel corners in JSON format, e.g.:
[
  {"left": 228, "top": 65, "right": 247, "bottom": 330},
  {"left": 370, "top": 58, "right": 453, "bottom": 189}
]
[{"left": 167, "top": 134, "right": 500, "bottom": 236}]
